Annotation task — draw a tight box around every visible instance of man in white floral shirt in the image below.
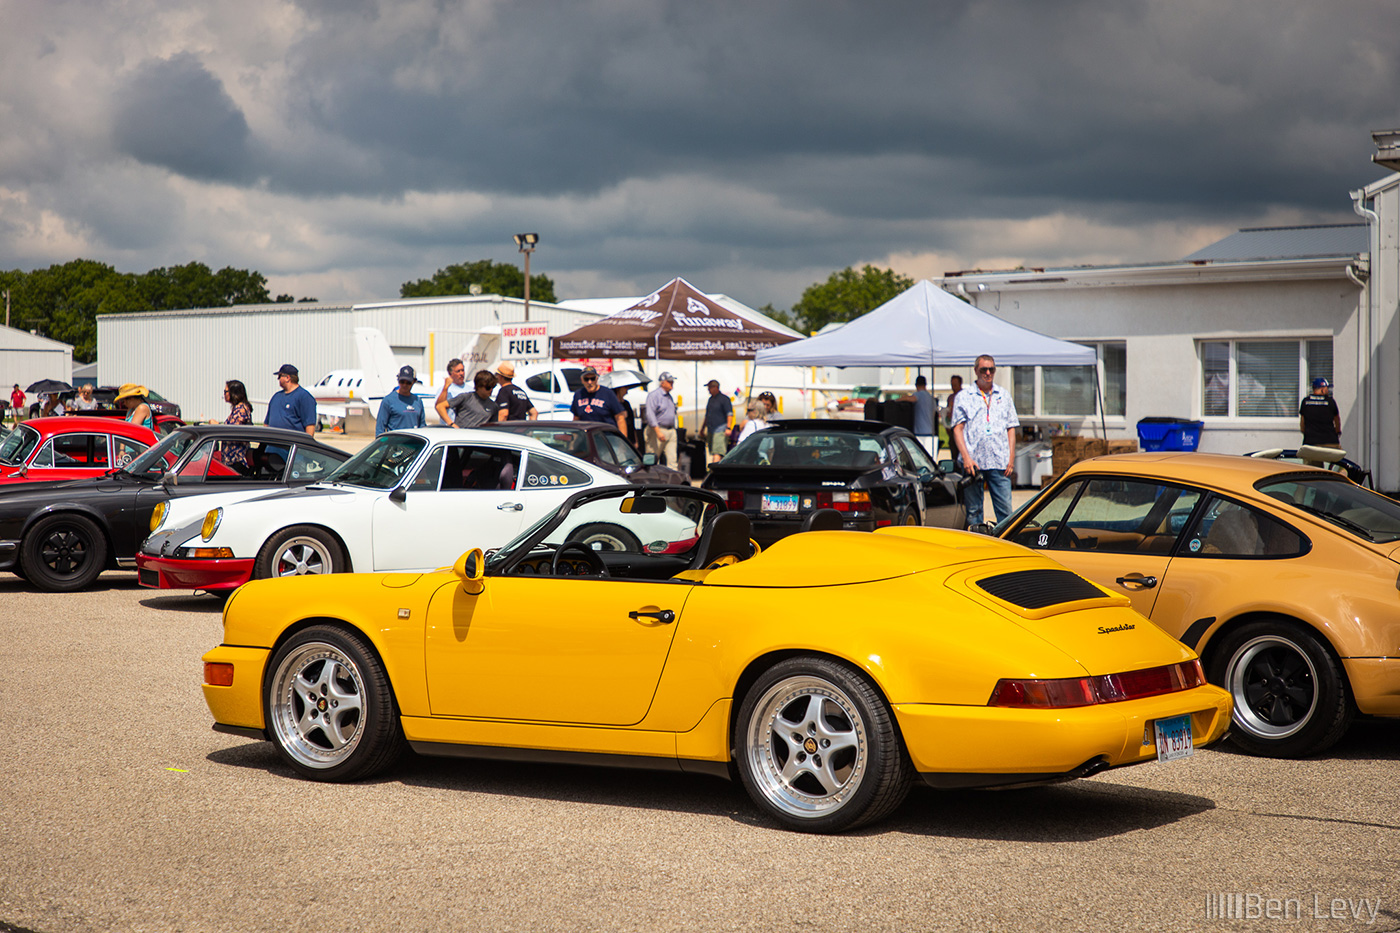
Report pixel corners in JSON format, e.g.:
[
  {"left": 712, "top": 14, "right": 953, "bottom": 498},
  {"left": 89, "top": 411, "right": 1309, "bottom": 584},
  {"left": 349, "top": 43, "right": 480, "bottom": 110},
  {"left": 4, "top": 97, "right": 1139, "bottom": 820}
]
[{"left": 951, "top": 354, "right": 1019, "bottom": 527}]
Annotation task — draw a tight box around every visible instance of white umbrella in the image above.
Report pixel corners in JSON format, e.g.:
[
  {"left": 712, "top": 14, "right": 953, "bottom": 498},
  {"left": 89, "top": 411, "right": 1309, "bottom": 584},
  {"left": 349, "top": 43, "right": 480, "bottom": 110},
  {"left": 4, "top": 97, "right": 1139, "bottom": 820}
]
[{"left": 602, "top": 369, "right": 651, "bottom": 390}]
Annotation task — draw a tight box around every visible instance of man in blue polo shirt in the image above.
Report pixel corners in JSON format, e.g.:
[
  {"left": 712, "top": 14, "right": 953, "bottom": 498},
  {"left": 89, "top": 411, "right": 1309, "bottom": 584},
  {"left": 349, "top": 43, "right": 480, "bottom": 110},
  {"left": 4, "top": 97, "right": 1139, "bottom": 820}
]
[
  {"left": 377, "top": 365, "right": 427, "bottom": 435},
  {"left": 266, "top": 364, "right": 317, "bottom": 436}
]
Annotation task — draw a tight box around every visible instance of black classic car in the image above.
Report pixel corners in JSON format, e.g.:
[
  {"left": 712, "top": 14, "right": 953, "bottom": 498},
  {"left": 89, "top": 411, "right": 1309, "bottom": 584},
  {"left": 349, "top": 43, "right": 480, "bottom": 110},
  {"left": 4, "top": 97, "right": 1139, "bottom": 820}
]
[
  {"left": 701, "top": 419, "right": 966, "bottom": 546},
  {"left": 0, "top": 424, "right": 348, "bottom": 591},
  {"left": 480, "top": 421, "right": 690, "bottom": 485}
]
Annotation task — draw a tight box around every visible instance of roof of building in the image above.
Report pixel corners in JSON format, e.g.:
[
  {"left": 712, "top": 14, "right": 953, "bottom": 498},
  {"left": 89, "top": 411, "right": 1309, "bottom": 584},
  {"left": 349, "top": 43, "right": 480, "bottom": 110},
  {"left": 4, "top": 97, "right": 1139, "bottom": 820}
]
[{"left": 1182, "top": 224, "right": 1368, "bottom": 262}]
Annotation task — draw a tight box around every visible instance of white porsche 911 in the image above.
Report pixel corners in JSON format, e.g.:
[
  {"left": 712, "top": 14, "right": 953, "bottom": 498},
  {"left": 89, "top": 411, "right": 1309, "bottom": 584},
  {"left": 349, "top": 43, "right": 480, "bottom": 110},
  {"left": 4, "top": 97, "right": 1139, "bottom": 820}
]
[{"left": 136, "top": 428, "right": 639, "bottom": 593}]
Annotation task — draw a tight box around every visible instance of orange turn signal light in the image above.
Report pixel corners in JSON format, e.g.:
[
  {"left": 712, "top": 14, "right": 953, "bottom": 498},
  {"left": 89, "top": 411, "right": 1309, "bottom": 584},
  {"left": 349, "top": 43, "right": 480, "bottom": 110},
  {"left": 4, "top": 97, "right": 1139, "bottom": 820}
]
[{"left": 203, "top": 662, "right": 235, "bottom": 687}]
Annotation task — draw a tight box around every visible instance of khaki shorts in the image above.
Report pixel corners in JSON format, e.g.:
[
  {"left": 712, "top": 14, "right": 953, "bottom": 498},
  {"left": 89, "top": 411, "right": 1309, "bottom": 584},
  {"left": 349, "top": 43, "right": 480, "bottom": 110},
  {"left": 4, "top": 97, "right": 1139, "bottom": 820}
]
[{"left": 708, "top": 428, "right": 730, "bottom": 456}]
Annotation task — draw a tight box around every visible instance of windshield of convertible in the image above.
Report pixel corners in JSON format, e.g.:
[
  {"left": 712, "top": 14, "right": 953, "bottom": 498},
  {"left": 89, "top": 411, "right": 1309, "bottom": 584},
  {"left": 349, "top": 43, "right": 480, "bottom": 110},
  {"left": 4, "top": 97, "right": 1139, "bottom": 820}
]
[
  {"left": 487, "top": 489, "right": 718, "bottom": 576},
  {"left": 1257, "top": 476, "right": 1400, "bottom": 543},
  {"left": 723, "top": 429, "right": 886, "bottom": 469},
  {"left": 325, "top": 434, "right": 428, "bottom": 489}
]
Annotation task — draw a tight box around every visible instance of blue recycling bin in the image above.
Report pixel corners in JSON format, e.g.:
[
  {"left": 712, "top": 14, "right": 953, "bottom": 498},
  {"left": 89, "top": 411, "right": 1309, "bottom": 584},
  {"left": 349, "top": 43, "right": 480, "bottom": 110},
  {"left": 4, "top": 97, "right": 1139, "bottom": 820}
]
[{"left": 1136, "top": 417, "right": 1204, "bottom": 452}]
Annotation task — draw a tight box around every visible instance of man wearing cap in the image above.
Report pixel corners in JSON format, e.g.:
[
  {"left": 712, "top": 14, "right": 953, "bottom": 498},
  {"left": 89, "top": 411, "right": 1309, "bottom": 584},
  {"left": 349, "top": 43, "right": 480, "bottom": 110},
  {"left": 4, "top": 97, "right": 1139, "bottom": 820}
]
[
  {"left": 493, "top": 362, "right": 537, "bottom": 421},
  {"left": 266, "top": 364, "right": 318, "bottom": 436},
  {"left": 1299, "top": 376, "right": 1341, "bottom": 466},
  {"left": 570, "top": 366, "right": 627, "bottom": 435},
  {"left": 702, "top": 379, "right": 733, "bottom": 464},
  {"left": 376, "top": 365, "right": 427, "bottom": 435},
  {"left": 643, "top": 372, "right": 679, "bottom": 467}
]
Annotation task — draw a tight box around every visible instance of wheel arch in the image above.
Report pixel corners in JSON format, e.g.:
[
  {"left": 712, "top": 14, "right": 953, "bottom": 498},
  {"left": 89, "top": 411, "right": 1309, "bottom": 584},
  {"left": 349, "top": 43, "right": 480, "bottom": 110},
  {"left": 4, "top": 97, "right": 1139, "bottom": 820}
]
[
  {"left": 261, "top": 615, "right": 396, "bottom": 713},
  {"left": 22, "top": 505, "right": 120, "bottom": 570},
  {"left": 727, "top": 648, "right": 902, "bottom": 755},
  {"left": 259, "top": 522, "right": 355, "bottom": 573},
  {"left": 1197, "top": 611, "right": 1350, "bottom": 675}
]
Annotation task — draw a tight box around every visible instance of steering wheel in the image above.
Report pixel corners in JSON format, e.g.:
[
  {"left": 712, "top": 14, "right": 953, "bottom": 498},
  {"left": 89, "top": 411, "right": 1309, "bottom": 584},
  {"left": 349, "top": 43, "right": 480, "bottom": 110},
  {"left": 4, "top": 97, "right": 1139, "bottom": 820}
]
[
  {"left": 1038, "top": 520, "right": 1082, "bottom": 549},
  {"left": 550, "top": 542, "right": 609, "bottom": 577}
]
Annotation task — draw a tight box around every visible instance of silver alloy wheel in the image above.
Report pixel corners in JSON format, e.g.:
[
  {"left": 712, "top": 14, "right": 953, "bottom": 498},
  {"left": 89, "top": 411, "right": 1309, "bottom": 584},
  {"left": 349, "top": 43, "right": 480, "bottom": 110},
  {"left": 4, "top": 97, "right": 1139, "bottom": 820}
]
[
  {"left": 745, "top": 675, "right": 868, "bottom": 819},
  {"left": 1225, "top": 634, "right": 1319, "bottom": 740},
  {"left": 273, "top": 536, "right": 334, "bottom": 576},
  {"left": 268, "top": 641, "right": 366, "bottom": 769}
]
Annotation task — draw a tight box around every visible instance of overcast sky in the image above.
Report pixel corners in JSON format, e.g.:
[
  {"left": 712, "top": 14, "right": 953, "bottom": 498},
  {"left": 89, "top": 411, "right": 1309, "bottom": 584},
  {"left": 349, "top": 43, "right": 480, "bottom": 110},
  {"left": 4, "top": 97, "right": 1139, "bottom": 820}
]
[{"left": 2, "top": 0, "right": 1398, "bottom": 310}]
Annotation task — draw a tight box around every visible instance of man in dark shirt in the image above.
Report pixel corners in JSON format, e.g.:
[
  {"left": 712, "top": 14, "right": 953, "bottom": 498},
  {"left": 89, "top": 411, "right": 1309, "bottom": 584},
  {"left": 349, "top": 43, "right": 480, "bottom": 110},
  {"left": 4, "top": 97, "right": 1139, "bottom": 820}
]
[
  {"left": 446, "top": 370, "right": 499, "bottom": 427},
  {"left": 571, "top": 367, "right": 627, "bottom": 435},
  {"left": 702, "top": 379, "right": 733, "bottom": 464},
  {"left": 493, "top": 362, "right": 537, "bottom": 421},
  {"left": 1299, "top": 377, "right": 1341, "bottom": 465}
]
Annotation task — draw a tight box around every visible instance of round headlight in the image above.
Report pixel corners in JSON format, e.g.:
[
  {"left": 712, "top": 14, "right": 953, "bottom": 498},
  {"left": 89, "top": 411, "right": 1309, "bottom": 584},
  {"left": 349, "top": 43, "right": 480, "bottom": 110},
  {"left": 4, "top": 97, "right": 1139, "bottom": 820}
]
[
  {"left": 150, "top": 501, "right": 167, "bottom": 532},
  {"left": 200, "top": 507, "right": 223, "bottom": 541}
]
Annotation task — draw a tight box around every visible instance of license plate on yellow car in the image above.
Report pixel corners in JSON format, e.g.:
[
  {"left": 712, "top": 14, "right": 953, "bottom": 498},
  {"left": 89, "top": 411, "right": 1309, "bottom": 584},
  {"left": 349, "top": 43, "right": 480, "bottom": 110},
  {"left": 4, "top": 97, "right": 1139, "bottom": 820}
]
[
  {"left": 761, "top": 493, "right": 798, "bottom": 513},
  {"left": 1154, "top": 714, "right": 1193, "bottom": 762}
]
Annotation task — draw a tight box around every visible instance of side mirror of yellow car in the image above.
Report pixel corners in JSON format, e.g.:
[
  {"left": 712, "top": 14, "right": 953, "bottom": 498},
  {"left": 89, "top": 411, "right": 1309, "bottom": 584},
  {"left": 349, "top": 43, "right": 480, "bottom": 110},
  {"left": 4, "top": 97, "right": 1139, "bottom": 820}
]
[{"left": 453, "top": 548, "right": 485, "bottom": 594}]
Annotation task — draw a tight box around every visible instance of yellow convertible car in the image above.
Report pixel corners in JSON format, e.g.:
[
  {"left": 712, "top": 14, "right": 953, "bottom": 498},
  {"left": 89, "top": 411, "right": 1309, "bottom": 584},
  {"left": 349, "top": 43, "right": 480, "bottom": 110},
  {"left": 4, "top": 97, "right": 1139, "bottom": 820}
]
[
  {"left": 202, "top": 485, "right": 1231, "bottom": 832},
  {"left": 1000, "top": 452, "right": 1400, "bottom": 758}
]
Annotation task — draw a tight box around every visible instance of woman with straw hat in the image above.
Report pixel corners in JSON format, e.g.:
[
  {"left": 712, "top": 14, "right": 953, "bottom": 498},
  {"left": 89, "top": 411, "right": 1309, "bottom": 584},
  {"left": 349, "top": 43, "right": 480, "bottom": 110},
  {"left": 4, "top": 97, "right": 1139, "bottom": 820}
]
[{"left": 114, "top": 384, "right": 153, "bottom": 431}]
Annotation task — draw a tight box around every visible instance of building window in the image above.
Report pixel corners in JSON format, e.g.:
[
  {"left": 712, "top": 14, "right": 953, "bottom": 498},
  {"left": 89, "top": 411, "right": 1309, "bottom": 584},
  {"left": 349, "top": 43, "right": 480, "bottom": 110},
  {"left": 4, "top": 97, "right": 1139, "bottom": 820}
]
[
  {"left": 1011, "top": 342, "right": 1125, "bottom": 418},
  {"left": 1199, "top": 339, "right": 1332, "bottom": 418}
]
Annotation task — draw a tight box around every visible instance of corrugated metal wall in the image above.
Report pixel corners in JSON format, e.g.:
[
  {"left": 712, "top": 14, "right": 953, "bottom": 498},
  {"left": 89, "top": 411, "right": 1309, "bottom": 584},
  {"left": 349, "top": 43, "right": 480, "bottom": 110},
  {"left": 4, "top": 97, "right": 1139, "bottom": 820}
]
[
  {"left": 1, "top": 347, "right": 74, "bottom": 406},
  {"left": 95, "top": 298, "right": 602, "bottom": 424}
]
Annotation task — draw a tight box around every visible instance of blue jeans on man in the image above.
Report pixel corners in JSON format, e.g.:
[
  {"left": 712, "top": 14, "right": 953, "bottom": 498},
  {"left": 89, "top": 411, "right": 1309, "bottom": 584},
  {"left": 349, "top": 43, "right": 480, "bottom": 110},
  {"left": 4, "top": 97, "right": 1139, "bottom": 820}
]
[{"left": 963, "top": 468, "right": 1013, "bottom": 527}]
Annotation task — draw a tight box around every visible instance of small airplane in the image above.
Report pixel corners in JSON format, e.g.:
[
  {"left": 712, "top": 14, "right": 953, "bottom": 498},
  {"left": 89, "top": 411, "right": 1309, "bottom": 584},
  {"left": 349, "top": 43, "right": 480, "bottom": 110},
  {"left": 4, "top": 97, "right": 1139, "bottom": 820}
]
[{"left": 309, "top": 327, "right": 584, "bottom": 424}]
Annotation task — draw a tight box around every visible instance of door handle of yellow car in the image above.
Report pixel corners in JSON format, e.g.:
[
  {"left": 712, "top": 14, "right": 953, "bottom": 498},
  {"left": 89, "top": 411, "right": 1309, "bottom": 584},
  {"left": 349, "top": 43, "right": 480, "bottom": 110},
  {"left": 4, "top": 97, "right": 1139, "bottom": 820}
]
[
  {"left": 628, "top": 609, "right": 675, "bottom": 625},
  {"left": 1115, "top": 573, "right": 1158, "bottom": 589}
]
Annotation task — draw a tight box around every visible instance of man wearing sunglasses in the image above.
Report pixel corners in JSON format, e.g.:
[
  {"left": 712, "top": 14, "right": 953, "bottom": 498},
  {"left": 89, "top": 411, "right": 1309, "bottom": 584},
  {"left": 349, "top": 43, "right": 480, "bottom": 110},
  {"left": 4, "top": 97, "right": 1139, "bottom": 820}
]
[
  {"left": 570, "top": 366, "right": 628, "bottom": 435},
  {"left": 950, "top": 354, "right": 1019, "bottom": 528}
]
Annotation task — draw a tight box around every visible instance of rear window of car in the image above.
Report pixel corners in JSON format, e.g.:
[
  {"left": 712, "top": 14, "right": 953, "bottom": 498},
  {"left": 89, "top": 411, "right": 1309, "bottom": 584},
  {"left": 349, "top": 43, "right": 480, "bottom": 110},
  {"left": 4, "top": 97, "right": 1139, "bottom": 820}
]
[
  {"left": 725, "top": 431, "right": 886, "bottom": 469},
  {"left": 1257, "top": 476, "right": 1400, "bottom": 543}
]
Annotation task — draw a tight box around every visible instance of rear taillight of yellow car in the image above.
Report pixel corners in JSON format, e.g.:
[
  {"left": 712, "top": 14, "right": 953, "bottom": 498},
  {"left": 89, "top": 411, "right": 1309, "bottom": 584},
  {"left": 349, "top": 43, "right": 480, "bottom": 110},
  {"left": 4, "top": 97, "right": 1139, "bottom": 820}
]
[{"left": 988, "top": 659, "right": 1205, "bottom": 709}]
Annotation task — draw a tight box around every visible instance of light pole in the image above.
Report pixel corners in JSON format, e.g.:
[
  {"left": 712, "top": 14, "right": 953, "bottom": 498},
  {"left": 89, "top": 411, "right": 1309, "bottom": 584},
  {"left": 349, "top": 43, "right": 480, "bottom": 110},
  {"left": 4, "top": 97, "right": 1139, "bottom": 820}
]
[{"left": 513, "top": 233, "right": 539, "bottom": 321}]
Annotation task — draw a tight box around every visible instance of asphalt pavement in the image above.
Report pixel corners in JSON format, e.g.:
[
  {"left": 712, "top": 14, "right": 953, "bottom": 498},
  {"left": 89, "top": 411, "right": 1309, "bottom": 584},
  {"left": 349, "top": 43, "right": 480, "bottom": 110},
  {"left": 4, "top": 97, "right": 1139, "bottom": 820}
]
[{"left": 2, "top": 572, "right": 1398, "bottom": 933}]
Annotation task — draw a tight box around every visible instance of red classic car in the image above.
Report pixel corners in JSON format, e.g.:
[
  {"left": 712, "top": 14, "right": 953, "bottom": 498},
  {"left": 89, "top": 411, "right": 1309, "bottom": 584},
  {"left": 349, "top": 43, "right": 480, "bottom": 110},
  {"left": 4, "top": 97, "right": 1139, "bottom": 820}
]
[{"left": 0, "top": 416, "right": 159, "bottom": 483}]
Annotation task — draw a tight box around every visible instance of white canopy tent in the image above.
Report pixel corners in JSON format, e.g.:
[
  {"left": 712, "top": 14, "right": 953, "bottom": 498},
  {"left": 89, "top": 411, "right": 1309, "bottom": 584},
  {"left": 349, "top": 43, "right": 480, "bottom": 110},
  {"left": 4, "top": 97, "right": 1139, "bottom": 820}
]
[
  {"left": 754, "top": 279, "right": 1096, "bottom": 368},
  {"left": 754, "top": 279, "right": 1105, "bottom": 436}
]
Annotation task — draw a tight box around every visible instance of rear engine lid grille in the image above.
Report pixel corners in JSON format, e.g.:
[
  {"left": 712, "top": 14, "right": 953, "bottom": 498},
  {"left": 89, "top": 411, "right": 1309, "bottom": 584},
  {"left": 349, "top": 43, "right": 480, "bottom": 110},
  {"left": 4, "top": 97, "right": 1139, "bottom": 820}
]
[{"left": 975, "top": 568, "right": 1105, "bottom": 610}]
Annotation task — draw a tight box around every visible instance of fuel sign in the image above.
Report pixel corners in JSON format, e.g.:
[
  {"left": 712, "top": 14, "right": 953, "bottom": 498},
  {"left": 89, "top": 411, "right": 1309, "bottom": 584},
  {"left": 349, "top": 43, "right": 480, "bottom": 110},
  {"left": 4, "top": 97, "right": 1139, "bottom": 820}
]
[{"left": 502, "top": 321, "right": 550, "bottom": 361}]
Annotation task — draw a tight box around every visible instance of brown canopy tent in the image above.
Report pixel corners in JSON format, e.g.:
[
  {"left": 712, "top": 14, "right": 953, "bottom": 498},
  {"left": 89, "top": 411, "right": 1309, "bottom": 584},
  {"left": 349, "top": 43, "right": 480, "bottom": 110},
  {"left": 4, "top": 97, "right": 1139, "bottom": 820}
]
[{"left": 553, "top": 277, "right": 799, "bottom": 361}]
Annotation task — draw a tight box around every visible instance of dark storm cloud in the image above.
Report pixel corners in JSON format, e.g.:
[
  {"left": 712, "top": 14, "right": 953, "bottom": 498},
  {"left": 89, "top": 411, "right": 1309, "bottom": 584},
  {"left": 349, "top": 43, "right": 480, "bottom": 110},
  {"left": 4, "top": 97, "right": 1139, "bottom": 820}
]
[
  {"left": 112, "top": 53, "right": 255, "bottom": 182},
  {"left": 266, "top": 0, "right": 1400, "bottom": 223}
]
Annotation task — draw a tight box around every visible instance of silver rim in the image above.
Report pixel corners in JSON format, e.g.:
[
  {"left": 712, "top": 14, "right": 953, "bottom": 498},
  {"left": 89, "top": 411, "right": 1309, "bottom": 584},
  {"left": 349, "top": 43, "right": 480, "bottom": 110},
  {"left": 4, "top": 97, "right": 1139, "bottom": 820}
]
[
  {"left": 746, "top": 675, "right": 867, "bottom": 819},
  {"left": 268, "top": 642, "right": 366, "bottom": 769},
  {"left": 273, "top": 536, "right": 334, "bottom": 576},
  {"left": 1226, "top": 634, "right": 1319, "bottom": 739}
]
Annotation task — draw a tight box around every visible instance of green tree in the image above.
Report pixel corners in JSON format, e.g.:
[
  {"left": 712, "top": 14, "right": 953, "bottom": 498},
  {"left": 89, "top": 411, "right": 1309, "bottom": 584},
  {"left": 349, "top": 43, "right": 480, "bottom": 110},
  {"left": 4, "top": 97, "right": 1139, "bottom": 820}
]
[
  {"left": 770, "top": 265, "right": 915, "bottom": 335},
  {"left": 401, "top": 259, "right": 557, "bottom": 303},
  {"left": 135, "top": 262, "right": 270, "bottom": 310}
]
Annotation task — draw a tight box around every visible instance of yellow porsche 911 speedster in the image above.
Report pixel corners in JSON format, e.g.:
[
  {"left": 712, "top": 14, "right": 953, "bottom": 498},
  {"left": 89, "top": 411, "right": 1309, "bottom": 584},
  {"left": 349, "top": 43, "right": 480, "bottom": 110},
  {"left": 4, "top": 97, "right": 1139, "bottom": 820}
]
[{"left": 202, "top": 485, "right": 1231, "bottom": 833}]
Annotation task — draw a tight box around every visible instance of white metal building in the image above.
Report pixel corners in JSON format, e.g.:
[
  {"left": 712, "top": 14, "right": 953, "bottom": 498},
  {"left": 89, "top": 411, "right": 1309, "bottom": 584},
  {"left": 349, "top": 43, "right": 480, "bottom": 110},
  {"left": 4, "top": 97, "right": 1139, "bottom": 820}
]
[
  {"left": 0, "top": 325, "right": 74, "bottom": 401},
  {"left": 95, "top": 296, "right": 604, "bottom": 423}
]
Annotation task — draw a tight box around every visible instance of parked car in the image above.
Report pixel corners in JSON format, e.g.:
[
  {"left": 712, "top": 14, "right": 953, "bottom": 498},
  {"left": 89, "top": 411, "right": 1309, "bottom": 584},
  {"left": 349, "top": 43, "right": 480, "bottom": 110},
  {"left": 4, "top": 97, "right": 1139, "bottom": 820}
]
[
  {"left": 702, "top": 419, "right": 965, "bottom": 546},
  {"left": 998, "top": 451, "right": 1400, "bottom": 758},
  {"left": 198, "top": 484, "right": 1231, "bottom": 832},
  {"left": 480, "top": 421, "right": 689, "bottom": 485},
  {"left": 138, "top": 428, "right": 629, "bottom": 593},
  {"left": 0, "top": 425, "right": 349, "bottom": 591},
  {"left": 0, "top": 416, "right": 158, "bottom": 484}
]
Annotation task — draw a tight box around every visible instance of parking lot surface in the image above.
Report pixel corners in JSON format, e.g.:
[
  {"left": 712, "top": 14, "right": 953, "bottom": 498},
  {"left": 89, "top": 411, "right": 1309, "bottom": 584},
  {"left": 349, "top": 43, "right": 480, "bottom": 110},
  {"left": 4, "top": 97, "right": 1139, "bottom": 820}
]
[{"left": 2, "top": 573, "right": 1398, "bottom": 933}]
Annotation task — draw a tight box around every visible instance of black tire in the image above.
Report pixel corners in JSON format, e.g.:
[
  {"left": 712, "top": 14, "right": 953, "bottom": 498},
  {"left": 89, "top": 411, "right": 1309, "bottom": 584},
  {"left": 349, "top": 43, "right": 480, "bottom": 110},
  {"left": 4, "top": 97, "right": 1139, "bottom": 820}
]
[
  {"left": 735, "top": 656, "right": 911, "bottom": 833},
  {"left": 264, "top": 625, "right": 406, "bottom": 781},
  {"left": 567, "top": 522, "right": 642, "bottom": 553},
  {"left": 1207, "top": 619, "right": 1353, "bottom": 758},
  {"left": 20, "top": 513, "right": 107, "bottom": 592},
  {"left": 255, "top": 526, "right": 345, "bottom": 580}
]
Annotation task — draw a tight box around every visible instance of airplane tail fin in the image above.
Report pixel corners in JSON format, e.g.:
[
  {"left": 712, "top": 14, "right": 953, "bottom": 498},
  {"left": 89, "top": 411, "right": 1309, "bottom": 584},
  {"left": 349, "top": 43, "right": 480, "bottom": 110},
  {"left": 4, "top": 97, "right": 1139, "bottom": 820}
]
[{"left": 354, "top": 326, "right": 398, "bottom": 401}]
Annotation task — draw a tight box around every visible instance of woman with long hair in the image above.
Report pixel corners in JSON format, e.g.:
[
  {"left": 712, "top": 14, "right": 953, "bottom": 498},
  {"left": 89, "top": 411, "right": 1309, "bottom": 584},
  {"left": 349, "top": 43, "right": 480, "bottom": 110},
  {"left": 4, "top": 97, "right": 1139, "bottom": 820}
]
[{"left": 223, "top": 380, "right": 254, "bottom": 473}]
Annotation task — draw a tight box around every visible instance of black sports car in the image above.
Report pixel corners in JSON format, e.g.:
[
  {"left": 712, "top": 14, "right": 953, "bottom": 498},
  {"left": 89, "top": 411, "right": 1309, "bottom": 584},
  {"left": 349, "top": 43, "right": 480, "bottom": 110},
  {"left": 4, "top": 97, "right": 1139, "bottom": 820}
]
[
  {"left": 480, "top": 421, "right": 690, "bottom": 485},
  {"left": 0, "top": 424, "right": 348, "bottom": 592},
  {"left": 701, "top": 419, "right": 965, "bottom": 546}
]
